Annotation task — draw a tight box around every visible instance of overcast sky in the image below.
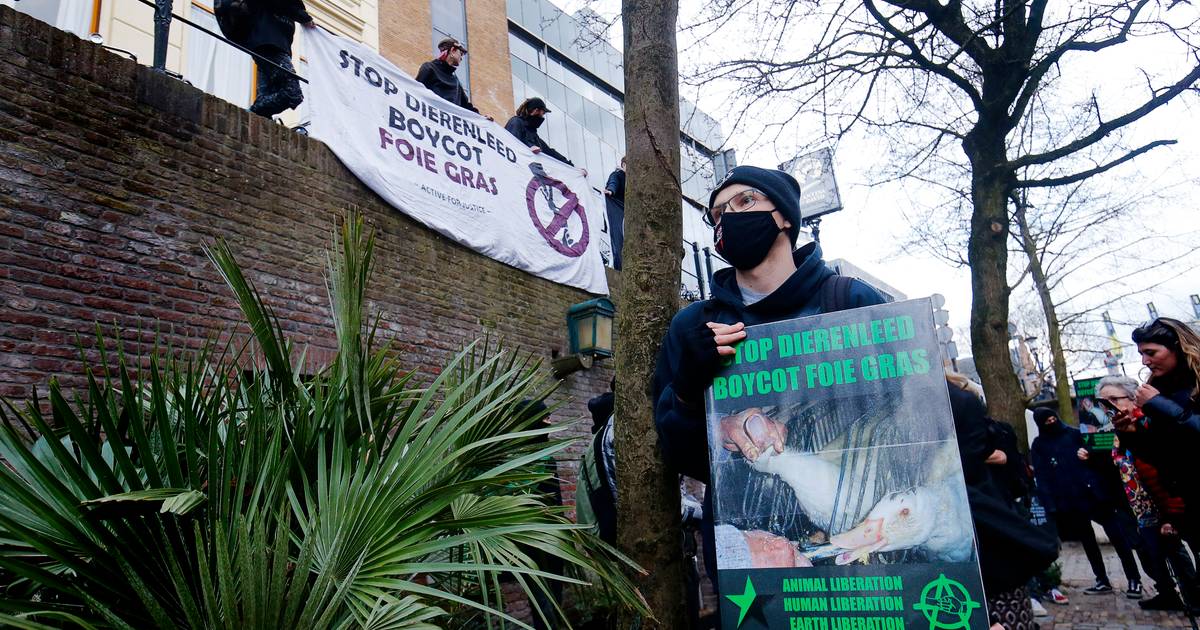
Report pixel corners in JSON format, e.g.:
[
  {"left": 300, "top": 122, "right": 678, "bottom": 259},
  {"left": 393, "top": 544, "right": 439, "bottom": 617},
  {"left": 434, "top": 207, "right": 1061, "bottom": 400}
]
[{"left": 556, "top": 0, "right": 1200, "bottom": 379}]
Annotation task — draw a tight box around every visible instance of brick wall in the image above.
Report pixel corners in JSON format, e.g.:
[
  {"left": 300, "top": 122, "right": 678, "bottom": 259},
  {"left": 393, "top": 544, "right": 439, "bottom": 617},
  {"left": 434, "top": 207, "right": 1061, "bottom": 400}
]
[
  {"left": 377, "top": 0, "right": 514, "bottom": 121},
  {"left": 0, "top": 6, "right": 612, "bottom": 522}
]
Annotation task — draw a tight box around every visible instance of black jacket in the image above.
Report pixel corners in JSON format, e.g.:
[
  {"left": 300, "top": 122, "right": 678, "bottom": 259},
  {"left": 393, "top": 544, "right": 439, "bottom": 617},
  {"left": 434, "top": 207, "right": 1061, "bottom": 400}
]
[
  {"left": 605, "top": 169, "right": 625, "bottom": 203},
  {"left": 415, "top": 60, "right": 479, "bottom": 114},
  {"left": 1120, "top": 371, "right": 1200, "bottom": 504},
  {"left": 950, "top": 387, "right": 1057, "bottom": 592},
  {"left": 1030, "top": 423, "right": 1106, "bottom": 514},
  {"left": 215, "top": 0, "right": 311, "bottom": 52},
  {"left": 652, "top": 242, "right": 885, "bottom": 483},
  {"left": 504, "top": 116, "right": 572, "bottom": 165}
]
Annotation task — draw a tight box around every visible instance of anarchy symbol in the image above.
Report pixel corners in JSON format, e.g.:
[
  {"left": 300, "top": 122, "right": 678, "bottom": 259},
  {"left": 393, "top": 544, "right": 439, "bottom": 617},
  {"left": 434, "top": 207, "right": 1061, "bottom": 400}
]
[{"left": 526, "top": 166, "right": 590, "bottom": 258}]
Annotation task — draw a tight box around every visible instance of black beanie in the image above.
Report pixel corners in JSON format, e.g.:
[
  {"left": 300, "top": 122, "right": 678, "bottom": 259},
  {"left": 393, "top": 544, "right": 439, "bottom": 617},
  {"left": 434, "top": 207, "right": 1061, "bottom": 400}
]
[
  {"left": 709, "top": 166, "right": 803, "bottom": 244},
  {"left": 1032, "top": 407, "right": 1057, "bottom": 427}
]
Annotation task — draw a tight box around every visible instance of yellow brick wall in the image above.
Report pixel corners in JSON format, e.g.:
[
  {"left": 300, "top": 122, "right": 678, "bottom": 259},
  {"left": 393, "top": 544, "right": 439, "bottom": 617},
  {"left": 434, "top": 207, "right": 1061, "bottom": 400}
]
[{"left": 378, "top": 0, "right": 512, "bottom": 121}]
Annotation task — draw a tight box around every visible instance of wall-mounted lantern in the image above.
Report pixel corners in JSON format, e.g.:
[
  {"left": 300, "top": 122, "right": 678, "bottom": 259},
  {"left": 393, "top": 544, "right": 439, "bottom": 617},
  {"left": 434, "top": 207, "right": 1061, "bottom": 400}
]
[{"left": 552, "top": 297, "right": 615, "bottom": 378}]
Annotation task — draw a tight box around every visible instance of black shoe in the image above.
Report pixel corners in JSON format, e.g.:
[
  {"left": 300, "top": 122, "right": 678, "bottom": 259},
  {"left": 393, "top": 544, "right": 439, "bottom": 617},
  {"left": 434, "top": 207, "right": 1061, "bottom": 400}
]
[
  {"left": 1126, "top": 580, "right": 1143, "bottom": 599},
  {"left": 1139, "top": 592, "right": 1185, "bottom": 611},
  {"left": 1084, "top": 581, "right": 1113, "bottom": 595}
]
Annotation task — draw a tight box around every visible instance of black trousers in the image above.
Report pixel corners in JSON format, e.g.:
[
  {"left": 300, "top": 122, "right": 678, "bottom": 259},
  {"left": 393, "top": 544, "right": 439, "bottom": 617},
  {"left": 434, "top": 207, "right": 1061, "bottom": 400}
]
[
  {"left": 250, "top": 46, "right": 303, "bottom": 118},
  {"left": 1056, "top": 509, "right": 1142, "bottom": 585}
]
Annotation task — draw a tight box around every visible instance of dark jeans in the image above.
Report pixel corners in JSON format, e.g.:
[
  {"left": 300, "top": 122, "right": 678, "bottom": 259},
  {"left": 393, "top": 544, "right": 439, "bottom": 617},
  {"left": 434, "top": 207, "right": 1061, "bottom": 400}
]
[
  {"left": 250, "top": 46, "right": 303, "bottom": 118},
  {"left": 1057, "top": 509, "right": 1142, "bottom": 585}
]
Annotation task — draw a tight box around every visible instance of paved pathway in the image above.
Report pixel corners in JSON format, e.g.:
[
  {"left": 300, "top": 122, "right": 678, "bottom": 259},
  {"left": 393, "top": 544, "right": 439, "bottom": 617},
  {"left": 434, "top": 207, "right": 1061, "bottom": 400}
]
[{"left": 1038, "top": 541, "right": 1199, "bottom": 629}]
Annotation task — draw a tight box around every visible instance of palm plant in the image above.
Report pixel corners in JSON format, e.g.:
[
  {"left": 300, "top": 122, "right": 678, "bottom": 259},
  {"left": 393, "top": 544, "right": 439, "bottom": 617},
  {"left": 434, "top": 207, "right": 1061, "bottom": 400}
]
[{"left": 0, "top": 215, "right": 647, "bottom": 628}]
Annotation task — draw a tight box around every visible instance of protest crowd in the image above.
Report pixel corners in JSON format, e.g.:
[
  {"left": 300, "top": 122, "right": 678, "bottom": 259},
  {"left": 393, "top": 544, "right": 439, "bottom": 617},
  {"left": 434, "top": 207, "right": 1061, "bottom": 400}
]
[{"left": 108, "top": 3, "right": 1195, "bottom": 629}]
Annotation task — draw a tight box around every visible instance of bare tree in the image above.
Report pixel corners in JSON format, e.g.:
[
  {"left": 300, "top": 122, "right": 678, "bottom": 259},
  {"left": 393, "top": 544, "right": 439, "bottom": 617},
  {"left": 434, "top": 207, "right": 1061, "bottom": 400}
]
[
  {"left": 1005, "top": 167, "right": 1200, "bottom": 426},
  {"left": 614, "top": 0, "right": 687, "bottom": 627},
  {"left": 686, "top": 0, "right": 1200, "bottom": 430}
]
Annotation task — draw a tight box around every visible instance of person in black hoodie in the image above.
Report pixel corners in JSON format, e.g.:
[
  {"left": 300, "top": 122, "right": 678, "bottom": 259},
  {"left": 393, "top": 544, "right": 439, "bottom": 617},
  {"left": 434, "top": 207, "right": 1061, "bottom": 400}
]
[
  {"left": 1117, "top": 318, "right": 1200, "bottom": 558},
  {"left": 504, "top": 98, "right": 575, "bottom": 166},
  {"left": 651, "top": 165, "right": 885, "bottom": 586},
  {"left": 414, "top": 37, "right": 489, "bottom": 118},
  {"left": 215, "top": 0, "right": 314, "bottom": 117},
  {"left": 1031, "top": 407, "right": 1144, "bottom": 597}
]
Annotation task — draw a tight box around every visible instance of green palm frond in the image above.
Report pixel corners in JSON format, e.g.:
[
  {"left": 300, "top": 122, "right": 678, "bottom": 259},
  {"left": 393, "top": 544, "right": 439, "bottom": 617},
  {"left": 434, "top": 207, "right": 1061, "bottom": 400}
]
[{"left": 0, "top": 212, "right": 648, "bottom": 628}]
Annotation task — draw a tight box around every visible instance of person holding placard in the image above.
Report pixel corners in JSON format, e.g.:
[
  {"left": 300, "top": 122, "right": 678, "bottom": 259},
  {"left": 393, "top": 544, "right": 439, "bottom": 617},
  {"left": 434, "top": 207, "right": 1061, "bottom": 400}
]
[{"left": 651, "top": 165, "right": 885, "bottom": 582}]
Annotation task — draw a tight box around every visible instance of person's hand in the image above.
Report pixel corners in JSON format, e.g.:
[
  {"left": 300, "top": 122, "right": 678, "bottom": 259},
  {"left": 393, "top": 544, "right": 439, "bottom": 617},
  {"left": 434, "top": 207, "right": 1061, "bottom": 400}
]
[
  {"left": 1136, "top": 383, "right": 1160, "bottom": 407},
  {"left": 604, "top": 189, "right": 613, "bottom": 196},
  {"left": 671, "top": 322, "right": 745, "bottom": 405},
  {"left": 1076, "top": 447, "right": 1089, "bottom": 461},
  {"left": 531, "top": 146, "right": 542, "bottom": 154},
  {"left": 985, "top": 449, "right": 1007, "bottom": 465},
  {"left": 1162, "top": 522, "right": 1178, "bottom": 537},
  {"left": 709, "top": 321, "right": 747, "bottom": 356},
  {"left": 719, "top": 408, "right": 787, "bottom": 462},
  {"left": 1111, "top": 407, "right": 1136, "bottom": 432},
  {"left": 742, "top": 530, "right": 811, "bottom": 568},
  {"left": 301, "top": 19, "right": 316, "bottom": 29}
]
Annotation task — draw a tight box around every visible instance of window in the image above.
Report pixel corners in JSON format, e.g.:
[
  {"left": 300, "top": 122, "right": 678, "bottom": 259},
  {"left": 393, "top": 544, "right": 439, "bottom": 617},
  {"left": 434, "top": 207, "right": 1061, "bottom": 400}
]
[
  {"left": 3, "top": 0, "right": 90, "bottom": 37},
  {"left": 431, "top": 0, "right": 469, "bottom": 94},
  {"left": 509, "top": 31, "right": 540, "bottom": 67},
  {"left": 184, "top": 5, "right": 253, "bottom": 108}
]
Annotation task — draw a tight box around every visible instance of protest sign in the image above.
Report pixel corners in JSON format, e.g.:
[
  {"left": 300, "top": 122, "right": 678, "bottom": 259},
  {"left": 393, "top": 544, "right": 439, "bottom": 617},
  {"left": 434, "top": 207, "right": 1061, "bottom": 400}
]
[
  {"left": 302, "top": 29, "right": 609, "bottom": 294},
  {"left": 706, "top": 299, "right": 987, "bottom": 630}
]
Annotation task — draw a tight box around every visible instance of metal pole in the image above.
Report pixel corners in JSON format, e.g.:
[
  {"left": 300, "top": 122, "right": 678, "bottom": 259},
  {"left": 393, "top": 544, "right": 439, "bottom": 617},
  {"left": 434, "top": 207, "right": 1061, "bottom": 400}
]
[
  {"left": 702, "top": 247, "right": 715, "bottom": 290},
  {"left": 152, "top": 0, "right": 173, "bottom": 71},
  {"left": 690, "top": 241, "right": 706, "bottom": 300}
]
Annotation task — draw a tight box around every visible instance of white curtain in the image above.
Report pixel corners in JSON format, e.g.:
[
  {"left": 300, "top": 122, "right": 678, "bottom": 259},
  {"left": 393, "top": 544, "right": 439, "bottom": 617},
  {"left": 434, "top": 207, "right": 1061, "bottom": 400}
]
[
  {"left": 184, "top": 6, "right": 252, "bottom": 108},
  {"left": 2, "top": 0, "right": 91, "bottom": 37}
]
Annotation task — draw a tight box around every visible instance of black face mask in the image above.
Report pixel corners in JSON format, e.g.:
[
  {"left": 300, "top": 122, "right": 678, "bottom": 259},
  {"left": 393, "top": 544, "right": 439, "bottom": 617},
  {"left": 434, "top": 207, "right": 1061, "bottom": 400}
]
[
  {"left": 526, "top": 114, "right": 545, "bottom": 129},
  {"left": 714, "top": 211, "right": 783, "bottom": 270}
]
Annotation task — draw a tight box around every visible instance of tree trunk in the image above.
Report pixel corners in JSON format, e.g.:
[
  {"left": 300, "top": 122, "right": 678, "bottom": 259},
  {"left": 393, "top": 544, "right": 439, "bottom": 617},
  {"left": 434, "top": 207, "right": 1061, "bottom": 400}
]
[
  {"left": 615, "top": 0, "right": 686, "bottom": 627},
  {"left": 966, "top": 141, "right": 1029, "bottom": 445},
  {"left": 1013, "top": 203, "right": 1075, "bottom": 423}
]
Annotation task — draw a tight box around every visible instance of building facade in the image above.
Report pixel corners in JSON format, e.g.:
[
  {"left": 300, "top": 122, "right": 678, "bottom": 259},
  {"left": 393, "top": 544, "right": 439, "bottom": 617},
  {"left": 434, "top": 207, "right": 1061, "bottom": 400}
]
[
  {"left": 2, "top": 0, "right": 379, "bottom": 115},
  {"left": 13, "top": 0, "right": 734, "bottom": 294}
]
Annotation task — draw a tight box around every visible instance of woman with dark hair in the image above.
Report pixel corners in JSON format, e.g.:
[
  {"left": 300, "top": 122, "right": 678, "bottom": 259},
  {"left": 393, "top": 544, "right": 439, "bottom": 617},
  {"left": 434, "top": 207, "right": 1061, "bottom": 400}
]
[{"left": 1117, "top": 317, "right": 1200, "bottom": 576}]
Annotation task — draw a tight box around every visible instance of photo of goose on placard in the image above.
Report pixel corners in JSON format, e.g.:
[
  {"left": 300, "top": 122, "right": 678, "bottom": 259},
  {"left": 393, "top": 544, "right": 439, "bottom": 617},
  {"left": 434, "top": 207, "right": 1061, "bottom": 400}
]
[{"left": 708, "top": 391, "right": 975, "bottom": 570}]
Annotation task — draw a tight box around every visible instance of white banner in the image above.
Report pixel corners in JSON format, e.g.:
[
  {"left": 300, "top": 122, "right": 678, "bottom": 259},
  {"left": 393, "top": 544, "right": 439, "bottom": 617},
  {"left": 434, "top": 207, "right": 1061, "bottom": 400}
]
[{"left": 302, "top": 29, "right": 608, "bottom": 294}]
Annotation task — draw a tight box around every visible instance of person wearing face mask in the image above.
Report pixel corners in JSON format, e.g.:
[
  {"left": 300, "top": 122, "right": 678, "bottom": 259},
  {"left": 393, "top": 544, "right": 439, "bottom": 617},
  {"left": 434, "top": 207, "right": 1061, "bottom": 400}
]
[
  {"left": 651, "top": 165, "right": 885, "bottom": 588},
  {"left": 415, "top": 37, "right": 488, "bottom": 118},
  {"left": 1030, "top": 407, "right": 1145, "bottom": 598},
  {"left": 504, "top": 98, "right": 574, "bottom": 166}
]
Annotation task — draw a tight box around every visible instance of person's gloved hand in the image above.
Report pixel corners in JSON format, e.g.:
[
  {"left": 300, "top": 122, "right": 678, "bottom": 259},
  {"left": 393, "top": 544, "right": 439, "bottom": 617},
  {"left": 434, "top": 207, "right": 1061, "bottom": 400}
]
[{"left": 672, "top": 321, "right": 745, "bottom": 404}]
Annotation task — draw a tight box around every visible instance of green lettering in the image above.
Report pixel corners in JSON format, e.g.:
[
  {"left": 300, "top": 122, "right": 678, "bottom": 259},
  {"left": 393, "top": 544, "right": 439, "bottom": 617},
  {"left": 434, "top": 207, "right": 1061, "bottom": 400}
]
[
  {"left": 813, "top": 327, "right": 830, "bottom": 353},
  {"left": 802, "top": 330, "right": 814, "bottom": 354},
  {"left": 912, "top": 348, "right": 930, "bottom": 374},
  {"left": 712, "top": 376, "right": 728, "bottom": 400},
  {"left": 778, "top": 333, "right": 794, "bottom": 358}
]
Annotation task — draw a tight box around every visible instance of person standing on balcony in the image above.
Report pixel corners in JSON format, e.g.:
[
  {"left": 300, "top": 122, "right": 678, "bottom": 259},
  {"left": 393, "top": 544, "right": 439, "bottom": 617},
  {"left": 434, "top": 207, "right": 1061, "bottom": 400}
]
[
  {"left": 214, "top": 0, "right": 313, "bottom": 118},
  {"left": 603, "top": 156, "right": 625, "bottom": 269},
  {"left": 415, "top": 37, "right": 490, "bottom": 119},
  {"left": 505, "top": 98, "right": 576, "bottom": 167}
]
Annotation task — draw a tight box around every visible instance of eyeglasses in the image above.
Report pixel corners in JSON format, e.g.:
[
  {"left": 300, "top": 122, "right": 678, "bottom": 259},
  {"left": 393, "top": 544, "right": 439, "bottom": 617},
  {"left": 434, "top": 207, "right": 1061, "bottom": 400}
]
[
  {"left": 1098, "top": 395, "right": 1133, "bottom": 405},
  {"left": 704, "top": 188, "right": 770, "bottom": 227}
]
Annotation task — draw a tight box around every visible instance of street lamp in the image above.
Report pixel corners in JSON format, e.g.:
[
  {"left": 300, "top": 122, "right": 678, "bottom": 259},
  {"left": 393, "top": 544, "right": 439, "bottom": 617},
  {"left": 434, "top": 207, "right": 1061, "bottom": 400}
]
[{"left": 552, "top": 298, "right": 615, "bottom": 378}]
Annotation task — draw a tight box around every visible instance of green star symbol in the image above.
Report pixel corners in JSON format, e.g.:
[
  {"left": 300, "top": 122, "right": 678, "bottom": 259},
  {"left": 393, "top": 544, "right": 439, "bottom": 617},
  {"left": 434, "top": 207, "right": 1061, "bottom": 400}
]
[{"left": 725, "top": 576, "right": 757, "bottom": 628}]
